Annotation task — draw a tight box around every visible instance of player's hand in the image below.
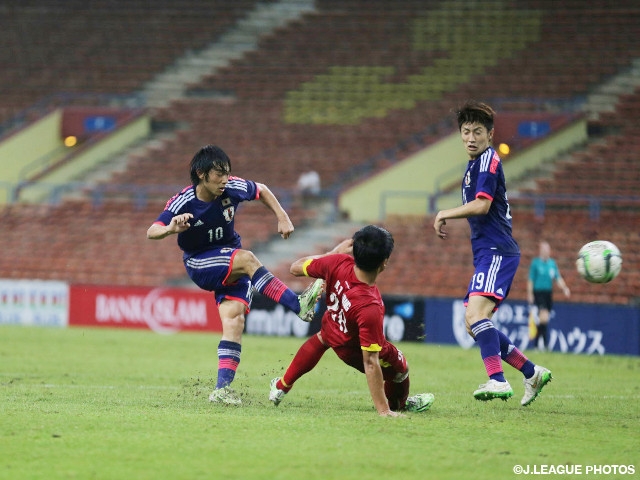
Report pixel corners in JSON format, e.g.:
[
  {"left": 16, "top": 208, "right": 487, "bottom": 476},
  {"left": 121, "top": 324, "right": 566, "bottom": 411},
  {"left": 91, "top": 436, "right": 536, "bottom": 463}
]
[
  {"left": 169, "top": 213, "right": 193, "bottom": 233},
  {"left": 379, "top": 409, "right": 406, "bottom": 418},
  {"left": 434, "top": 214, "right": 447, "bottom": 239},
  {"left": 331, "top": 238, "right": 353, "bottom": 255},
  {"left": 278, "top": 218, "right": 295, "bottom": 239}
]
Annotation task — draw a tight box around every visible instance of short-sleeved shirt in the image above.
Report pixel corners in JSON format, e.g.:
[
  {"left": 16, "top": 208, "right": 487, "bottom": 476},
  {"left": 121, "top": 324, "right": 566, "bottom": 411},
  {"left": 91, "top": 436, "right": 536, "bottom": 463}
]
[
  {"left": 304, "top": 254, "right": 387, "bottom": 353},
  {"left": 462, "top": 146, "right": 520, "bottom": 258},
  {"left": 529, "top": 257, "right": 561, "bottom": 292},
  {"left": 154, "top": 176, "right": 259, "bottom": 256}
]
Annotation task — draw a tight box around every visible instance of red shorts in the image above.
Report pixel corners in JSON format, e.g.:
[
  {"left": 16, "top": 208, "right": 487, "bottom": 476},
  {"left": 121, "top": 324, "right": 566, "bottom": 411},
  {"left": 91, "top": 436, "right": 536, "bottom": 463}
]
[{"left": 332, "top": 341, "right": 408, "bottom": 382}]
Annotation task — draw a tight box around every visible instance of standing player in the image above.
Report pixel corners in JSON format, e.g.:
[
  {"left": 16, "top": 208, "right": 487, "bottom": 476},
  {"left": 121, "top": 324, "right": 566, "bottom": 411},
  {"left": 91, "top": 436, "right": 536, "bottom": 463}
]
[
  {"left": 527, "top": 240, "right": 571, "bottom": 351},
  {"left": 433, "top": 101, "right": 552, "bottom": 406},
  {"left": 269, "top": 225, "right": 435, "bottom": 417},
  {"left": 147, "top": 144, "right": 323, "bottom": 405}
]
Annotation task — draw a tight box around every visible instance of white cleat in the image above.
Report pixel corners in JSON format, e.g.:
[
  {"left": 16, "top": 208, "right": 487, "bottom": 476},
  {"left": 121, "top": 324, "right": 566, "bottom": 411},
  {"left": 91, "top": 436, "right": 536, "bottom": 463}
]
[
  {"left": 297, "top": 279, "right": 324, "bottom": 322},
  {"left": 269, "top": 377, "right": 286, "bottom": 406},
  {"left": 208, "top": 386, "right": 242, "bottom": 405},
  {"left": 473, "top": 379, "right": 514, "bottom": 401},
  {"left": 521, "top": 366, "right": 552, "bottom": 406}
]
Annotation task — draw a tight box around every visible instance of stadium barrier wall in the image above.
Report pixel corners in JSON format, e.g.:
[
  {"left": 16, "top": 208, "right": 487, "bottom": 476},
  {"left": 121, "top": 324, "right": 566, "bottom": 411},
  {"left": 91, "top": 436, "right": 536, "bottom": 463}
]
[
  {"left": 0, "top": 280, "right": 222, "bottom": 334},
  {"left": 423, "top": 299, "right": 639, "bottom": 356},
  {"left": 68, "top": 285, "right": 222, "bottom": 334},
  {"left": 246, "top": 295, "right": 639, "bottom": 356},
  {"left": 245, "top": 295, "right": 425, "bottom": 342},
  {"left": 2, "top": 280, "right": 637, "bottom": 355}
]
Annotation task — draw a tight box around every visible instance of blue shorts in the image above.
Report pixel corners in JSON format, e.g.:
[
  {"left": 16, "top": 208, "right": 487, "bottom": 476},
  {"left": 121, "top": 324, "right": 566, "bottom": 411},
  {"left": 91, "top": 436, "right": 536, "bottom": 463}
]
[
  {"left": 464, "top": 253, "right": 520, "bottom": 310},
  {"left": 183, "top": 247, "right": 253, "bottom": 310}
]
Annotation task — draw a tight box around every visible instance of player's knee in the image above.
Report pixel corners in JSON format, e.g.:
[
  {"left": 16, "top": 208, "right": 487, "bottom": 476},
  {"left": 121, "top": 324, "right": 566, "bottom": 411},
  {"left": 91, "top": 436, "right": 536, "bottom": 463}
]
[
  {"left": 392, "top": 369, "right": 409, "bottom": 383},
  {"left": 464, "top": 313, "right": 477, "bottom": 330},
  {"left": 232, "top": 249, "right": 261, "bottom": 275}
]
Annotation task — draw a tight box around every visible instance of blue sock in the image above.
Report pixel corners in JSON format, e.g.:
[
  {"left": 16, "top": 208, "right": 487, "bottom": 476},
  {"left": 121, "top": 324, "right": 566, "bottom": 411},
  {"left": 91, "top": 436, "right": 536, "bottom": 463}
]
[
  {"left": 497, "top": 330, "right": 535, "bottom": 378},
  {"left": 216, "top": 340, "right": 241, "bottom": 389},
  {"left": 251, "top": 266, "right": 300, "bottom": 313},
  {"left": 471, "top": 319, "right": 505, "bottom": 382}
]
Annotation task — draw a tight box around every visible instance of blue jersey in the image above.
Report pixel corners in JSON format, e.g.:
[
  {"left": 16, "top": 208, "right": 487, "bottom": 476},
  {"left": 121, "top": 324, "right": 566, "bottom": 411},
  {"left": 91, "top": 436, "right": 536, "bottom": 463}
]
[
  {"left": 462, "top": 147, "right": 519, "bottom": 257},
  {"left": 155, "top": 176, "right": 258, "bottom": 255}
]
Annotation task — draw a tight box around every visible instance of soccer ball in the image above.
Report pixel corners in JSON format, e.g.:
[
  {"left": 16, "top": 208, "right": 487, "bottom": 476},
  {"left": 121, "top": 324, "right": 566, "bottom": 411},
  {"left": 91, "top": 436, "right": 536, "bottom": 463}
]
[{"left": 576, "top": 240, "right": 622, "bottom": 283}]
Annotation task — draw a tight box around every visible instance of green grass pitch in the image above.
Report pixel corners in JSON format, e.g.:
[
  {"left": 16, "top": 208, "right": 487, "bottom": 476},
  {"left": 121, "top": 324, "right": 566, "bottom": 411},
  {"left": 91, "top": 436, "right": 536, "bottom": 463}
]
[{"left": 1, "top": 325, "right": 638, "bottom": 479}]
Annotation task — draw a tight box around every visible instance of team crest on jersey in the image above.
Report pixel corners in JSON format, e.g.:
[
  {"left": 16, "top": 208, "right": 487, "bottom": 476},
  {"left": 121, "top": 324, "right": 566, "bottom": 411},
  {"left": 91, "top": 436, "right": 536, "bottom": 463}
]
[
  {"left": 464, "top": 171, "right": 471, "bottom": 186},
  {"left": 223, "top": 206, "right": 235, "bottom": 223}
]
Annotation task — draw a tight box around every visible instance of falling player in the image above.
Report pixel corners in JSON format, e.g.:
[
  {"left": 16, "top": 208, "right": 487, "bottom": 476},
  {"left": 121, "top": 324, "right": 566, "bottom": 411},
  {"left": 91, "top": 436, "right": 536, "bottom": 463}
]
[{"left": 269, "top": 225, "right": 434, "bottom": 416}]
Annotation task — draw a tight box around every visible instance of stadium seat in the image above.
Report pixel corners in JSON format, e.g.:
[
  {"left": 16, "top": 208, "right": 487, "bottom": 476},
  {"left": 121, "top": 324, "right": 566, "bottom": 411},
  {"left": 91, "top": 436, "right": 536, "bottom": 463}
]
[{"left": 0, "top": 0, "right": 638, "bottom": 305}]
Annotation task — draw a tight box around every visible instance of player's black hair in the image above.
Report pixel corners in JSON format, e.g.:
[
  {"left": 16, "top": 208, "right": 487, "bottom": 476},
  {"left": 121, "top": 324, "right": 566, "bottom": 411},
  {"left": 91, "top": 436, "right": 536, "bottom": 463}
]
[
  {"left": 190, "top": 144, "right": 231, "bottom": 186},
  {"left": 456, "top": 100, "right": 495, "bottom": 132},
  {"left": 352, "top": 225, "right": 394, "bottom": 272}
]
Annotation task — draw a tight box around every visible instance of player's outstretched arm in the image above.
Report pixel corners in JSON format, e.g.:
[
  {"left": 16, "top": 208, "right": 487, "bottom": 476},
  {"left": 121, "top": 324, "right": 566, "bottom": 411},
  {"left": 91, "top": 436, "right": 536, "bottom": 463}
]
[
  {"left": 147, "top": 213, "right": 193, "bottom": 240},
  {"left": 362, "top": 350, "right": 405, "bottom": 418},
  {"left": 255, "top": 182, "right": 294, "bottom": 239},
  {"left": 290, "top": 239, "right": 353, "bottom": 277}
]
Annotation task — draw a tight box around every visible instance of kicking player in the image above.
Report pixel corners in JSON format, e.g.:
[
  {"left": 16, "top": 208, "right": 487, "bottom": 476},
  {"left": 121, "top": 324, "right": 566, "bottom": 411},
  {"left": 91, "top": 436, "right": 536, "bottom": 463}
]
[
  {"left": 269, "top": 225, "right": 434, "bottom": 417},
  {"left": 433, "top": 101, "right": 552, "bottom": 406},
  {"left": 147, "top": 144, "right": 323, "bottom": 406}
]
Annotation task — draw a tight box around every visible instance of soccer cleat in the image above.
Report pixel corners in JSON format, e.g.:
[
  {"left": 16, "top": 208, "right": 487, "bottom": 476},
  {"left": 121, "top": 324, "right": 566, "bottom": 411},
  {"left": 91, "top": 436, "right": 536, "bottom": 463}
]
[
  {"left": 405, "top": 393, "right": 435, "bottom": 412},
  {"left": 473, "top": 379, "right": 514, "bottom": 401},
  {"left": 297, "top": 279, "right": 324, "bottom": 322},
  {"left": 521, "top": 365, "right": 552, "bottom": 406},
  {"left": 208, "top": 386, "right": 242, "bottom": 405},
  {"left": 269, "top": 377, "right": 286, "bottom": 406}
]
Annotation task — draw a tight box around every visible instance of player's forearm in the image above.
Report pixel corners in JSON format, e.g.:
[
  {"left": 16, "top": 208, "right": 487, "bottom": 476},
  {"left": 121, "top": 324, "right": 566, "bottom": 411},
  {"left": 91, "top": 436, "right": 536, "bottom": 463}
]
[
  {"left": 363, "top": 354, "right": 391, "bottom": 415},
  {"left": 147, "top": 223, "right": 173, "bottom": 240},
  {"left": 440, "top": 197, "right": 491, "bottom": 221},
  {"left": 290, "top": 240, "right": 351, "bottom": 276}
]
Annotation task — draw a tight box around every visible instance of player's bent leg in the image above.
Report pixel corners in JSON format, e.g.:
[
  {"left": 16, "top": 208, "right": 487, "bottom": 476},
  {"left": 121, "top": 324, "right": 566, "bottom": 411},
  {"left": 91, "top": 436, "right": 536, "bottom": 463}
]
[
  {"left": 521, "top": 365, "right": 552, "bottom": 406},
  {"left": 380, "top": 343, "right": 410, "bottom": 410},
  {"left": 384, "top": 375, "right": 409, "bottom": 411}
]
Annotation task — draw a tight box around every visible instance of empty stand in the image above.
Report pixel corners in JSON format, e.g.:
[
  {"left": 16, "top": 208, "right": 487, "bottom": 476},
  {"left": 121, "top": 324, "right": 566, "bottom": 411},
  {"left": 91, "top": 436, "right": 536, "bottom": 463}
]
[
  {"left": 0, "top": 1, "right": 275, "bottom": 126},
  {"left": 0, "top": 0, "right": 638, "bottom": 304}
]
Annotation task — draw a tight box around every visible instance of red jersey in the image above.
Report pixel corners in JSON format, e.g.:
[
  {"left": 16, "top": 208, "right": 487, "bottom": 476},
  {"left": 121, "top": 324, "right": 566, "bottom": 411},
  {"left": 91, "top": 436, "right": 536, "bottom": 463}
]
[{"left": 305, "top": 254, "right": 387, "bottom": 352}]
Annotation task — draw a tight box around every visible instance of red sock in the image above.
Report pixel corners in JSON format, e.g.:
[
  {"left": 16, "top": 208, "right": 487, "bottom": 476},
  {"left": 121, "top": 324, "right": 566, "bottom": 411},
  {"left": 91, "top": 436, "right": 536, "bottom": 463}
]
[
  {"left": 504, "top": 347, "right": 527, "bottom": 370},
  {"left": 384, "top": 376, "right": 410, "bottom": 411},
  {"left": 278, "top": 334, "right": 328, "bottom": 392}
]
